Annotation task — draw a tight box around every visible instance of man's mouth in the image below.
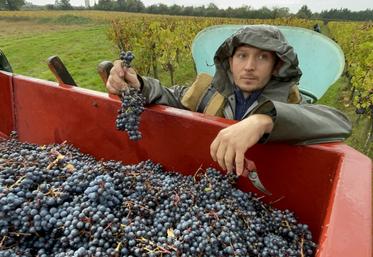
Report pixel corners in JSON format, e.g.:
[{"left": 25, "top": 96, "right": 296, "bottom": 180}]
[{"left": 241, "top": 76, "right": 258, "bottom": 81}]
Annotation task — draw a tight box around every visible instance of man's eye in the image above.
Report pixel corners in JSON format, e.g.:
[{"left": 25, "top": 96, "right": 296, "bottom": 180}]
[
  {"left": 258, "top": 54, "right": 268, "bottom": 60},
  {"left": 237, "top": 53, "right": 246, "bottom": 58}
]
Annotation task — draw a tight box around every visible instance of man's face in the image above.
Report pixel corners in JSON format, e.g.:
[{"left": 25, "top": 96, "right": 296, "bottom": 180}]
[{"left": 229, "top": 45, "right": 277, "bottom": 96}]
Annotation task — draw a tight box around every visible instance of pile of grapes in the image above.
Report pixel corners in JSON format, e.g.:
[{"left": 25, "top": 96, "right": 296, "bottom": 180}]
[
  {"left": 0, "top": 136, "right": 316, "bottom": 257},
  {"left": 115, "top": 51, "right": 145, "bottom": 141}
]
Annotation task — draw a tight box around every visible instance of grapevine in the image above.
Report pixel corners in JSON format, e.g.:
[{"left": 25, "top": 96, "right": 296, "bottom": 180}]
[{"left": 329, "top": 21, "right": 373, "bottom": 150}]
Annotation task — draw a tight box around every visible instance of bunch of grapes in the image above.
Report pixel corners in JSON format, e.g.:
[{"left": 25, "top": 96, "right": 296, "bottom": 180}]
[
  {"left": 116, "top": 87, "right": 145, "bottom": 141},
  {"left": 355, "top": 91, "right": 373, "bottom": 115},
  {"left": 0, "top": 136, "right": 316, "bottom": 257},
  {"left": 115, "top": 51, "right": 146, "bottom": 141},
  {"left": 84, "top": 175, "right": 123, "bottom": 208},
  {"left": 120, "top": 50, "right": 134, "bottom": 67}
]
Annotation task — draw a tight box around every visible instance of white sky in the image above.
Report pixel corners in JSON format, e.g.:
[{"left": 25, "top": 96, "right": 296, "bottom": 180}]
[{"left": 29, "top": 0, "right": 373, "bottom": 13}]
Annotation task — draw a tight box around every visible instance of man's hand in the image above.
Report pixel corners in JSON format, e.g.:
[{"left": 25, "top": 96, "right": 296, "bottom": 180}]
[
  {"left": 106, "top": 60, "right": 141, "bottom": 95},
  {"left": 210, "top": 114, "right": 274, "bottom": 176}
]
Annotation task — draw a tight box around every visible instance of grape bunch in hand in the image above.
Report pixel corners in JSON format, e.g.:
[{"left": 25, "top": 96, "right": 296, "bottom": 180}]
[{"left": 116, "top": 51, "right": 145, "bottom": 141}]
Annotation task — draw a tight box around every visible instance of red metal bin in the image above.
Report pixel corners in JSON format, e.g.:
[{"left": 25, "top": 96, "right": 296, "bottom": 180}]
[{"left": 0, "top": 71, "right": 371, "bottom": 257}]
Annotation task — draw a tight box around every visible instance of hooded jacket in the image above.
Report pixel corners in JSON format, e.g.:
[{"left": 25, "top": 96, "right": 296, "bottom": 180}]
[{"left": 139, "top": 25, "right": 351, "bottom": 144}]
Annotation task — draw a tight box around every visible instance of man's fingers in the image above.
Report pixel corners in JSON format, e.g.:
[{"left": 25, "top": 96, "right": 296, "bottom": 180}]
[
  {"left": 112, "top": 74, "right": 126, "bottom": 87},
  {"left": 235, "top": 152, "right": 245, "bottom": 176},
  {"left": 215, "top": 143, "right": 227, "bottom": 171},
  {"left": 210, "top": 137, "right": 219, "bottom": 162},
  {"left": 106, "top": 84, "right": 119, "bottom": 94},
  {"left": 110, "top": 60, "right": 127, "bottom": 80},
  {"left": 113, "top": 60, "right": 123, "bottom": 67},
  {"left": 210, "top": 136, "right": 227, "bottom": 170},
  {"left": 224, "top": 147, "right": 235, "bottom": 173},
  {"left": 107, "top": 79, "right": 127, "bottom": 94}
]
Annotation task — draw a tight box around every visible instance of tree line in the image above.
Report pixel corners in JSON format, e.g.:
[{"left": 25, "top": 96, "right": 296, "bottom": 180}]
[
  {"left": 0, "top": 0, "right": 25, "bottom": 10},
  {"left": 93, "top": 2, "right": 373, "bottom": 21},
  {"left": 1, "top": 0, "right": 373, "bottom": 21}
]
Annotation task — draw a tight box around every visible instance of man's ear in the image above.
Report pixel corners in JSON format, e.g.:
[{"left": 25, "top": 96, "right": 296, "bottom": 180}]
[{"left": 272, "top": 59, "right": 284, "bottom": 76}]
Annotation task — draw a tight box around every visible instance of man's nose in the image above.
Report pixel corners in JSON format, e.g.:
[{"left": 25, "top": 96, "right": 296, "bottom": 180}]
[{"left": 244, "top": 56, "right": 256, "bottom": 71}]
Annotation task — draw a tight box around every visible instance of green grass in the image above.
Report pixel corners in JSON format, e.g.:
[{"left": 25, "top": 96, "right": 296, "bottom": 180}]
[
  {"left": 0, "top": 14, "right": 95, "bottom": 25},
  {"left": 46, "top": 14, "right": 93, "bottom": 25},
  {"left": 1, "top": 24, "right": 118, "bottom": 91}
]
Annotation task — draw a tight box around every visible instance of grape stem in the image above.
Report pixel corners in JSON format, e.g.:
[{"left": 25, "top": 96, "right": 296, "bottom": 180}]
[
  {"left": 0, "top": 236, "right": 7, "bottom": 249},
  {"left": 9, "top": 175, "right": 26, "bottom": 189},
  {"left": 300, "top": 237, "right": 305, "bottom": 257},
  {"left": 193, "top": 164, "right": 204, "bottom": 182}
]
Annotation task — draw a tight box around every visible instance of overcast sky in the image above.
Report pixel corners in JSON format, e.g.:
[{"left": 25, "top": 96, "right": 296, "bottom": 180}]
[{"left": 29, "top": 0, "right": 373, "bottom": 13}]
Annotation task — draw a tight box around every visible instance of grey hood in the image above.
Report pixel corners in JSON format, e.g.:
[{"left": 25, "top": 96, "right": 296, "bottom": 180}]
[{"left": 211, "top": 25, "right": 302, "bottom": 102}]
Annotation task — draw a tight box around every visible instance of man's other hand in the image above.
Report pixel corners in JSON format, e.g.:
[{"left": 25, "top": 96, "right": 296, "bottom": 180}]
[{"left": 210, "top": 114, "right": 274, "bottom": 176}]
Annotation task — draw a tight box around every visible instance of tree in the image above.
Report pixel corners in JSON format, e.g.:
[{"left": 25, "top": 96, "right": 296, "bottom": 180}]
[
  {"left": 0, "top": 0, "right": 6, "bottom": 10},
  {"left": 256, "top": 7, "right": 272, "bottom": 19},
  {"left": 3, "top": 0, "right": 25, "bottom": 10},
  {"left": 96, "top": 0, "right": 114, "bottom": 10},
  {"left": 46, "top": 4, "right": 55, "bottom": 9},
  {"left": 56, "top": 0, "right": 73, "bottom": 9},
  {"left": 296, "top": 5, "right": 312, "bottom": 19},
  {"left": 117, "top": 0, "right": 126, "bottom": 10},
  {"left": 233, "top": 5, "right": 251, "bottom": 18},
  {"left": 225, "top": 7, "right": 234, "bottom": 17},
  {"left": 145, "top": 3, "right": 168, "bottom": 14},
  {"left": 206, "top": 3, "right": 219, "bottom": 17},
  {"left": 272, "top": 7, "right": 290, "bottom": 18},
  {"left": 320, "top": 8, "right": 373, "bottom": 21},
  {"left": 126, "top": 0, "right": 144, "bottom": 12},
  {"left": 169, "top": 4, "right": 182, "bottom": 15},
  {"left": 181, "top": 6, "right": 194, "bottom": 16},
  {"left": 193, "top": 5, "right": 206, "bottom": 16}
]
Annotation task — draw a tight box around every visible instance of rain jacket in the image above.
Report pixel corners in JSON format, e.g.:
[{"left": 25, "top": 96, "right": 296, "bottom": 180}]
[{"left": 139, "top": 25, "right": 351, "bottom": 144}]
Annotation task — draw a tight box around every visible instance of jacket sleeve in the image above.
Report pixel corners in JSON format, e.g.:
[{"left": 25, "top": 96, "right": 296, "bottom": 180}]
[
  {"left": 139, "top": 75, "right": 189, "bottom": 109},
  {"left": 252, "top": 100, "right": 352, "bottom": 144}
]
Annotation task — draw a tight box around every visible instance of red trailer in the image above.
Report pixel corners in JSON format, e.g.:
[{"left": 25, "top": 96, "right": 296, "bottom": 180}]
[{"left": 0, "top": 70, "right": 371, "bottom": 257}]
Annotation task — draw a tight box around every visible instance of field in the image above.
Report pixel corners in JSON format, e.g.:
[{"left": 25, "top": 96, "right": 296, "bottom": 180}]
[
  {"left": 0, "top": 10, "right": 371, "bottom": 158},
  {"left": 0, "top": 18, "right": 117, "bottom": 90}
]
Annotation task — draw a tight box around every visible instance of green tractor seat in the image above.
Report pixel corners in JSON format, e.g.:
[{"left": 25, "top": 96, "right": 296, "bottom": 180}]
[{"left": 191, "top": 25, "right": 345, "bottom": 103}]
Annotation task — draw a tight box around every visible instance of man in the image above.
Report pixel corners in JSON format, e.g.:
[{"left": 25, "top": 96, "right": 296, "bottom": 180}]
[
  {"left": 313, "top": 23, "right": 321, "bottom": 33},
  {"left": 106, "top": 25, "right": 351, "bottom": 176}
]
